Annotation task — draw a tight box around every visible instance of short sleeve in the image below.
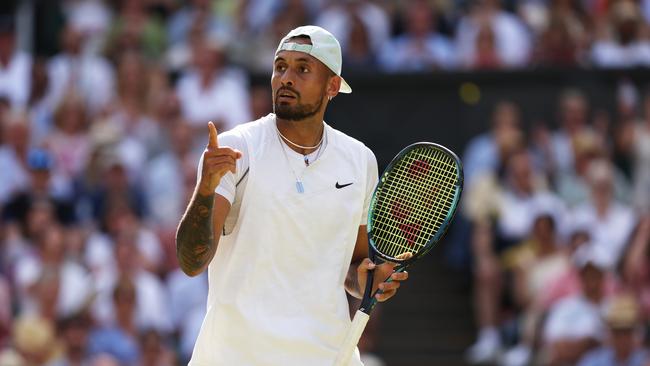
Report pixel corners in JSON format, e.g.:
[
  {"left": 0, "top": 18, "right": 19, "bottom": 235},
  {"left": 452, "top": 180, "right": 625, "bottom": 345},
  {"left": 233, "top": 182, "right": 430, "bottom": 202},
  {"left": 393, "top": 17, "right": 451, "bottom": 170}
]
[
  {"left": 360, "top": 147, "right": 379, "bottom": 225},
  {"left": 196, "top": 130, "right": 249, "bottom": 204}
]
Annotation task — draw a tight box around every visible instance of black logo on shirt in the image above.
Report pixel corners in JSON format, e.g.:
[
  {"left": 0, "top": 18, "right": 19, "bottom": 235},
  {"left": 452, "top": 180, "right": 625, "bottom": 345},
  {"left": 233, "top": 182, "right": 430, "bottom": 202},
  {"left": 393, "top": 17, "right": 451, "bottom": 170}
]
[{"left": 335, "top": 182, "right": 353, "bottom": 189}]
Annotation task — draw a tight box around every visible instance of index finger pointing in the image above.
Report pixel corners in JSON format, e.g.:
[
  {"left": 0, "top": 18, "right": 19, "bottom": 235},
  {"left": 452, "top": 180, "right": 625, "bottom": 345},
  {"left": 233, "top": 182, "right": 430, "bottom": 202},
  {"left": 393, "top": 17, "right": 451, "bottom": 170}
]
[{"left": 208, "top": 121, "right": 219, "bottom": 148}]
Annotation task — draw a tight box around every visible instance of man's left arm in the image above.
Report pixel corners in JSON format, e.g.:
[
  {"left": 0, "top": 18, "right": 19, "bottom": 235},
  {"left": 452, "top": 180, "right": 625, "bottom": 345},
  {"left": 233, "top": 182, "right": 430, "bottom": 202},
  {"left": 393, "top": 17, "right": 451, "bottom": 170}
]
[{"left": 345, "top": 225, "right": 409, "bottom": 301}]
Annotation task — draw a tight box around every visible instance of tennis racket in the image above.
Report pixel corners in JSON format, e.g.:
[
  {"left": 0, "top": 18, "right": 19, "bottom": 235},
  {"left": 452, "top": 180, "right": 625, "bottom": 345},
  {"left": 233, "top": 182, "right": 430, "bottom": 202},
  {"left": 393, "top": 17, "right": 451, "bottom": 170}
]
[{"left": 333, "top": 142, "right": 463, "bottom": 366}]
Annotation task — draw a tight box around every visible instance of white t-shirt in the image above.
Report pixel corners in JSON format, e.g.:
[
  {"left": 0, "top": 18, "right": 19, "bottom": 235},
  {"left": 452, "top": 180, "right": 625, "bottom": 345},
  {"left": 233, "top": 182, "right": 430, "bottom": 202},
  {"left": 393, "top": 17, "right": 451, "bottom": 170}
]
[
  {"left": 543, "top": 295, "right": 605, "bottom": 343},
  {"left": 190, "top": 114, "right": 378, "bottom": 366}
]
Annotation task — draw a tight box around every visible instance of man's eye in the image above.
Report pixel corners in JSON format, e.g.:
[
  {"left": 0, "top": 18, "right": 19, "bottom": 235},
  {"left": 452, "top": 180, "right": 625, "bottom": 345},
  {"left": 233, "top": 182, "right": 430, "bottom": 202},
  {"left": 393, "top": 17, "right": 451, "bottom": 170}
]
[
  {"left": 301, "top": 67, "right": 310, "bottom": 73},
  {"left": 276, "top": 65, "right": 286, "bottom": 71}
]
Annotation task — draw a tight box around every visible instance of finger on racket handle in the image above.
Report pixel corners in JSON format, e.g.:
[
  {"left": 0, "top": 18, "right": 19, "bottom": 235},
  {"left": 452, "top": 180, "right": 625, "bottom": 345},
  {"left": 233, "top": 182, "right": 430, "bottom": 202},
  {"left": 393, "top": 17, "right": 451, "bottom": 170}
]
[{"left": 333, "top": 310, "right": 369, "bottom": 366}]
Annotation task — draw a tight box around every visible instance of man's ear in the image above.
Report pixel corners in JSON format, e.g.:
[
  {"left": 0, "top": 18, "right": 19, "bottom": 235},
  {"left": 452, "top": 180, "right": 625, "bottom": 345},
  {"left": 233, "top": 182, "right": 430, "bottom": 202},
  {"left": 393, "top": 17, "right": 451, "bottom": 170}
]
[{"left": 327, "top": 75, "right": 341, "bottom": 100}]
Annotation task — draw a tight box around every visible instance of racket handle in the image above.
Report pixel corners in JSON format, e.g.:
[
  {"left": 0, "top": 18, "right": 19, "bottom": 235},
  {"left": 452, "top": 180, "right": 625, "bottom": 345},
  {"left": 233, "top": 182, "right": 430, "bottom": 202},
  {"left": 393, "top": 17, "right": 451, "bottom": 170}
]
[{"left": 333, "top": 310, "right": 370, "bottom": 366}]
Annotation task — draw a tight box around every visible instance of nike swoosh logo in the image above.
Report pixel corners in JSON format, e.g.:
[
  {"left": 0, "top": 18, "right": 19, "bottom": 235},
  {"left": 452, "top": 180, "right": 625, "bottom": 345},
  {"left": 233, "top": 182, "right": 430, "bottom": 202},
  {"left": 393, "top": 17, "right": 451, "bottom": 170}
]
[{"left": 335, "top": 182, "right": 353, "bottom": 189}]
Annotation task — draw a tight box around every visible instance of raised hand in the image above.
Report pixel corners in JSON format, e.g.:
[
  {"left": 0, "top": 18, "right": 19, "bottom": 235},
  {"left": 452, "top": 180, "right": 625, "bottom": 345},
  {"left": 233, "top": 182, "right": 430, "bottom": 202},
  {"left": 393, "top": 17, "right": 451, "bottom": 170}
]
[{"left": 198, "top": 121, "right": 242, "bottom": 196}]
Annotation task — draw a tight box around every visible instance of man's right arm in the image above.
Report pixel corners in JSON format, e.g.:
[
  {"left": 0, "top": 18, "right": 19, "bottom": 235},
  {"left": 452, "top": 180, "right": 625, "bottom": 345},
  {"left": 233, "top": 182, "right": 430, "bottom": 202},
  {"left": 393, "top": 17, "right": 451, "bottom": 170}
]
[
  {"left": 175, "top": 122, "right": 241, "bottom": 277},
  {"left": 176, "top": 191, "right": 232, "bottom": 276}
]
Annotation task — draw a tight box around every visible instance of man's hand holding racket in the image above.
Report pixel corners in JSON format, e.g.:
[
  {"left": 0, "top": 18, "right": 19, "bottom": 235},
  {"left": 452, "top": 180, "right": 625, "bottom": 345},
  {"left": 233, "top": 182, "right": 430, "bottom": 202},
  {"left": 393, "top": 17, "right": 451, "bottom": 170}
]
[
  {"left": 198, "top": 121, "right": 243, "bottom": 196},
  {"left": 355, "top": 254, "right": 411, "bottom": 302}
]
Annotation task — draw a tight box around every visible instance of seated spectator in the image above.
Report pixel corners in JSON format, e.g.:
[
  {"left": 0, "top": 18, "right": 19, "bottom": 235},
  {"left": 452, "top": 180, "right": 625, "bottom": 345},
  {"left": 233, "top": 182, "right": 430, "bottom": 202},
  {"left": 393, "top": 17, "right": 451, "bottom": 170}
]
[
  {"left": 541, "top": 244, "right": 612, "bottom": 365},
  {"left": 378, "top": 0, "right": 454, "bottom": 71},
  {"left": 591, "top": 0, "right": 650, "bottom": 68},
  {"left": 0, "top": 15, "right": 31, "bottom": 110},
  {"left": 554, "top": 131, "right": 631, "bottom": 207},
  {"left": 88, "top": 277, "right": 141, "bottom": 365},
  {"left": 316, "top": 0, "right": 389, "bottom": 59},
  {"left": 621, "top": 215, "right": 650, "bottom": 321},
  {"left": 3, "top": 148, "right": 76, "bottom": 226},
  {"left": 631, "top": 91, "right": 650, "bottom": 213},
  {"left": 500, "top": 213, "right": 572, "bottom": 366},
  {"left": 0, "top": 112, "right": 32, "bottom": 205},
  {"left": 104, "top": 0, "right": 167, "bottom": 62},
  {"left": 462, "top": 100, "right": 523, "bottom": 188},
  {"left": 166, "top": 268, "right": 207, "bottom": 362},
  {"left": 45, "top": 93, "right": 92, "bottom": 183},
  {"left": 91, "top": 228, "right": 171, "bottom": 333},
  {"left": 456, "top": 0, "right": 531, "bottom": 69},
  {"left": 11, "top": 315, "right": 62, "bottom": 366},
  {"left": 465, "top": 147, "right": 567, "bottom": 364},
  {"left": 577, "top": 294, "right": 648, "bottom": 366},
  {"left": 144, "top": 121, "right": 195, "bottom": 233},
  {"left": 50, "top": 313, "right": 93, "bottom": 366},
  {"left": 48, "top": 25, "right": 115, "bottom": 115},
  {"left": 569, "top": 159, "right": 637, "bottom": 269},
  {"left": 13, "top": 224, "right": 94, "bottom": 319},
  {"left": 175, "top": 35, "right": 251, "bottom": 141},
  {"left": 342, "top": 13, "right": 377, "bottom": 72},
  {"left": 167, "top": 0, "right": 233, "bottom": 48},
  {"left": 139, "top": 329, "right": 176, "bottom": 366}
]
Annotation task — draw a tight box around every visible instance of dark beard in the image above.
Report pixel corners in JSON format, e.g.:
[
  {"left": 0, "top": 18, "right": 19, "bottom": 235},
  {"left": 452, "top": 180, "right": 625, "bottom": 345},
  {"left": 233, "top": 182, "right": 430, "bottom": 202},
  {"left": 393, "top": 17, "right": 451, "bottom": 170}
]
[{"left": 274, "top": 95, "right": 325, "bottom": 121}]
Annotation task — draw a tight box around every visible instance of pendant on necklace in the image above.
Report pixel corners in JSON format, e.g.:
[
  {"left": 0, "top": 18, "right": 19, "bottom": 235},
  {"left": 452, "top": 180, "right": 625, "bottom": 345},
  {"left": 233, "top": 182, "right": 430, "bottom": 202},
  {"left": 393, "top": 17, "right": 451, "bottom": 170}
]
[
  {"left": 304, "top": 156, "right": 309, "bottom": 166},
  {"left": 296, "top": 181, "right": 304, "bottom": 193}
]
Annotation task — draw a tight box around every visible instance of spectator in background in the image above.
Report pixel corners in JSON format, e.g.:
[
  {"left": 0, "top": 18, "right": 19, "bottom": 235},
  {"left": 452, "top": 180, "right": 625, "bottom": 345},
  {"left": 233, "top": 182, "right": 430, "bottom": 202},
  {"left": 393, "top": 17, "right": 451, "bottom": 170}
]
[
  {"left": 11, "top": 315, "right": 62, "bottom": 366},
  {"left": 621, "top": 215, "right": 650, "bottom": 322},
  {"left": 12, "top": 224, "right": 94, "bottom": 320},
  {"left": 167, "top": 0, "right": 233, "bottom": 48},
  {"left": 139, "top": 329, "right": 175, "bottom": 366},
  {"left": 631, "top": 90, "right": 650, "bottom": 213},
  {"left": 500, "top": 213, "right": 571, "bottom": 366},
  {"left": 0, "top": 112, "right": 33, "bottom": 205},
  {"left": 176, "top": 35, "right": 251, "bottom": 141},
  {"left": 342, "top": 13, "right": 377, "bottom": 72},
  {"left": 577, "top": 294, "right": 648, "bottom": 366},
  {"left": 105, "top": 0, "right": 166, "bottom": 62},
  {"left": 45, "top": 92, "right": 91, "bottom": 184},
  {"left": 52, "top": 313, "right": 93, "bottom": 366},
  {"left": 3, "top": 148, "right": 76, "bottom": 227},
  {"left": 166, "top": 266, "right": 207, "bottom": 363},
  {"left": 0, "top": 15, "right": 31, "bottom": 110},
  {"left": 463, "top": 100, "right": 523, "bottom": 187},
  {"left": 28, "top": 57, "right": 57, "bottom": 146},
  {"left": 456, "top": 0, "right": 531, "bottom": 69},
  {"left": 592, "top": 0, "right": 650, "bottom": 68},
  {"left": 378, "top": 0, "right": 455, "bottom": 71},
  {"left": 554, "top": 130, "right": 631, "bottom": 207},
  {"left": 541, "top": 244, "right": 612, "bottom": 365},
  {"left": 48, "top": 25, "right": 115, "bottom": 115},
  {"left": 569, "top": 159, "right": 636, "bottom": 270},
  {"left": 88, "top": 276, "right": 141, "bottom": 365},
  {"left": 145, "top": 121, "right": 195, "bottom": 233},
  {"left": 316, "top": 0, "right": 389, "bottom": 59},
  {"left": 98, "top": 51, "right": 164, "bottom": 177},
  {"left": 62, "top": 0, "right": 113, "bottom": 56},
  {"left": 530, "top": 0, "right": 588, "bottom": 67},
  {"left": 465, "top": 147, "right": 566, "bottom": 364},
  {"left": 91, "top": 228, "right": 171, "bottom": 334},
  {"left": 532, "top": 17, "right": 581, "bottom": 67}
]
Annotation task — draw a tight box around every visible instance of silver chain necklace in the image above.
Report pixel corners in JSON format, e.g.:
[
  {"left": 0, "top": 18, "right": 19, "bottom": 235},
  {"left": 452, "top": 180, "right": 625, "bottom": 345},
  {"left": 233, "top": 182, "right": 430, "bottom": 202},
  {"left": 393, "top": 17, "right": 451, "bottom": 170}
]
[{"left": 276, "top": 127, "right": 327, "bottom": 193}]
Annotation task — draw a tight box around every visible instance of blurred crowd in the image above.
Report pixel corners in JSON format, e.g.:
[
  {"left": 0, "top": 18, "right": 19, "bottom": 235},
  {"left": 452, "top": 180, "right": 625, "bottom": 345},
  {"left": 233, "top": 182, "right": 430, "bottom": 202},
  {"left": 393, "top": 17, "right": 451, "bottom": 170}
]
[
  {"left": 0, "top": 0, "right": 650, "bottom": 365},
  {"left": 461, "top": 85, "right": 650, "bottom": 365}
]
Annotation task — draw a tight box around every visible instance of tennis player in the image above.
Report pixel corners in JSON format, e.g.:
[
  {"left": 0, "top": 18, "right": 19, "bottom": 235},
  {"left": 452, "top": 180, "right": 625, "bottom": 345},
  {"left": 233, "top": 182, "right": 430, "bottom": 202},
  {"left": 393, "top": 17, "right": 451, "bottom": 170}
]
[{"left": 175, "top": 26, "right": 409, "bottom": 365}]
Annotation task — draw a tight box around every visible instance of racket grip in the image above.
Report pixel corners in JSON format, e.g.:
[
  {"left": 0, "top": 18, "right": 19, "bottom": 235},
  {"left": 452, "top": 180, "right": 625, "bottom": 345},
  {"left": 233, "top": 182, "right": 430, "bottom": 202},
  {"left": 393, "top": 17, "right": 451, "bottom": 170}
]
[{"left": 333, "top": 310, "right": 370, "bottom": 366}]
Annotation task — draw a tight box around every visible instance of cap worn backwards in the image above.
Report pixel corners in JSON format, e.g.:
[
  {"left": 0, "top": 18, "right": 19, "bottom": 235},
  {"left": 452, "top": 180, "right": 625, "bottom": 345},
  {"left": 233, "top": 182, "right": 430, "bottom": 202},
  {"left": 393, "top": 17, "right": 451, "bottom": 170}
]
[{"left": 276, "top": 25, "right": 352, "bottom": 94}]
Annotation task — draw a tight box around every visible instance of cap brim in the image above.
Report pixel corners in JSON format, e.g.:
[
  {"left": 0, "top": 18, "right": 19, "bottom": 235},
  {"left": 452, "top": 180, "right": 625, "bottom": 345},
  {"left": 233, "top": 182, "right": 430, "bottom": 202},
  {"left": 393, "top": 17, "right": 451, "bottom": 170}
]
[{"left": 339, "top": 78, "right": 352, "bottom": 94}]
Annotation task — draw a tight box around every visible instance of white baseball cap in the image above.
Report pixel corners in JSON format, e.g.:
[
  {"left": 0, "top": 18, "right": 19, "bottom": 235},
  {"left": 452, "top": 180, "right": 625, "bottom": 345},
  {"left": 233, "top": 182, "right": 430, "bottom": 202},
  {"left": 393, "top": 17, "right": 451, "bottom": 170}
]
[{"left": 276, "top": 25, "right": 352, "bottom": 94}]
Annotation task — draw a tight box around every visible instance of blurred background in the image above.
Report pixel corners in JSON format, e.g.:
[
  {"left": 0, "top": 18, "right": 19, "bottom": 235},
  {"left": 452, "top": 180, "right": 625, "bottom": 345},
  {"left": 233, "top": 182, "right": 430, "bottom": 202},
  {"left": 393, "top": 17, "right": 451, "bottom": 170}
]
[{"left": 1, "top": 0, "right": 650, "bottom": 365}]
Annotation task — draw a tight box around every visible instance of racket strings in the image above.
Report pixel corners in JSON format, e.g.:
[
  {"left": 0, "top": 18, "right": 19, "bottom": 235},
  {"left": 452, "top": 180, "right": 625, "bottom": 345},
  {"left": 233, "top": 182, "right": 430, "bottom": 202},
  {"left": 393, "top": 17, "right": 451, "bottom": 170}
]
[{"left": 371, "top": 146, "right": 459, "bottom": 260}]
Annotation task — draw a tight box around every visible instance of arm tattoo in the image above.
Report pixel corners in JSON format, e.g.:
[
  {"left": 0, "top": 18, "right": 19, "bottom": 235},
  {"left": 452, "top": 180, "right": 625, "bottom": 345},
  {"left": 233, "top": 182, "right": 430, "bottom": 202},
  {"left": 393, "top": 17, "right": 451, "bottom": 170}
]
[{"left": 176, "top": 192, "right": 215, "bottom": 276}]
